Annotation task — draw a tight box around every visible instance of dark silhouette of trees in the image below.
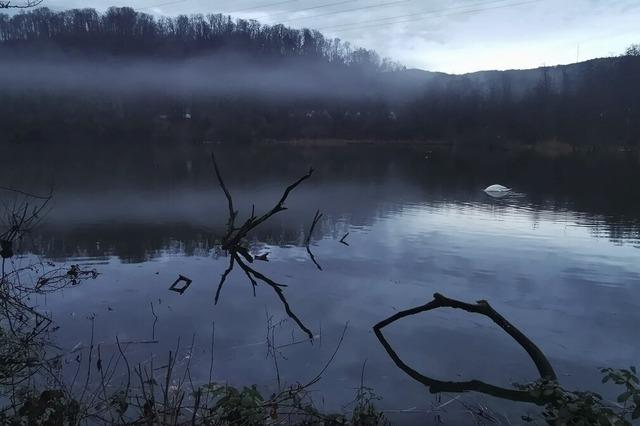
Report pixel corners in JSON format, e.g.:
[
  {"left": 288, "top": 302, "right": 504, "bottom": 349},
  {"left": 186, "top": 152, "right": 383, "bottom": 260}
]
[
  {"left": 624, "top": 44, "right": 640, "bottom": 56},
  {"left": 0, "top": 6, "right": 393, "bottom": 69},
  {"left": 0, "top": 7, "right": 639, "bottom": 147}
]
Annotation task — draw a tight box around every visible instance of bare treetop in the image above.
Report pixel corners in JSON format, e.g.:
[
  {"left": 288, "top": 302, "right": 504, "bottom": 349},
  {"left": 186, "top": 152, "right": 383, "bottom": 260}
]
[{"left": 0, "top": 0, "right": 43, "bottom": 9}]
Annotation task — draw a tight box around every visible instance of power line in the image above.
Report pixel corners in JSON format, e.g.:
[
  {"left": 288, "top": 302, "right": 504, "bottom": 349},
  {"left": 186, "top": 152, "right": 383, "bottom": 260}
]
[
  {"left": 326, "top": 0, "right": 542, "bottom": 33},
  {"left": 135, "top": 0, "right": 188, "bottom": 11},
  {"left": 315, "top": 0, "right": 521, "bottom": 30},
  {"left": 227, "top": 0, "right": 301, "bottom": 14},
  {"left": 251, "top": 0, "right": 357, "bottom": 21},
  {"left": 136, "top": 0, "right": 301, "bottom": 13},
  {"left": 280, "top": 0, "right": 411, "bottom": 23}
]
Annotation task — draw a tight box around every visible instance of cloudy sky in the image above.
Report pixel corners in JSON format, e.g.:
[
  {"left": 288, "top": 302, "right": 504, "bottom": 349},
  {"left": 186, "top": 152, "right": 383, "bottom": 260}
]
[{"left": 43, "top": 0, "right": 640, "bottom": 74}]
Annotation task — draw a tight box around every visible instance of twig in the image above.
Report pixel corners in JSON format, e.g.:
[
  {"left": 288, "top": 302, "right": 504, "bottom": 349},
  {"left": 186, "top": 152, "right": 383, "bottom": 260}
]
[
  {"left": 150, "top": 301, "right": 158, "bottom": 341},
  {"left": 0, "top": 185, "right": 52, "bottom": 200},
  {"left": 205, "top": 321, "right": 215, "bottom": 408},
  {"left": 118, "top": 339, "right": 159, "bottom": 345},
  {"left": 305, "top": 210, "right": 323, "bottom": 246},
  {"left": 303, "top": 321, "right": 349, "bottom": 388},
  {"left": 211, "top": 152, "right": 237, "bottom": 240},
  {"left": 79, "top": 315, "right": 96, "bottom": 404},
  {"left": 305, "top": 209, "right": 323, "bottom": 271},
  {"left": 265, "top": 310, "right": 282, "bottom": 391},
  {"left": 116, "top": 336, "right": 131, "bottom": 409}
]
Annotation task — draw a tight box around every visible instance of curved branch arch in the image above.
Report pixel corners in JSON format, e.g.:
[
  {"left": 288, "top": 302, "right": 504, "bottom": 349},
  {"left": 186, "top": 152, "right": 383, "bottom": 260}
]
[{"left": 373, "top": 292, "right": 557, "bottom": 404}]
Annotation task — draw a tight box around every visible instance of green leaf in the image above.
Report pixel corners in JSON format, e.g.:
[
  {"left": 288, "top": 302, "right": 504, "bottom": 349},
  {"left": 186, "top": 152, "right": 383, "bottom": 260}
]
[{"left": 631, "top": 366, "right": 637, "bottom": 374}]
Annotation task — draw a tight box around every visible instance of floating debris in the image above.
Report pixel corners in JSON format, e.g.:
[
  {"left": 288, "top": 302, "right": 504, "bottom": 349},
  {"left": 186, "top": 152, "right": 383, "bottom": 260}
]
[
  {"left": 169, "top": 274, "right": 193, "bottom": 295},
  {"left": 255, "top": 252, "right": 269, "bottom": 262}
]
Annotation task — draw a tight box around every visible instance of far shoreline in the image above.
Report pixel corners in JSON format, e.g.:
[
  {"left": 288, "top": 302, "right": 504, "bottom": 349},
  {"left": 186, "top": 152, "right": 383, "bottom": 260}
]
[{"left": 259, "top": 138, "right": 639, "bottom": 156}]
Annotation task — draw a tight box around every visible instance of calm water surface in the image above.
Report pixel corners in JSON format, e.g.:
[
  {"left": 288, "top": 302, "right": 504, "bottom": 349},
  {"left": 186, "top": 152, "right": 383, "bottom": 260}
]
[{"left": 4, "top": 144, "right": 640, "bottom": 423}]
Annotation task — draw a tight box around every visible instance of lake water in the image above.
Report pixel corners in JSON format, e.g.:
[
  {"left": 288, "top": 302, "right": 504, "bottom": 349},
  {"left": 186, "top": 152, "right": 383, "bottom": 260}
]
[{"left": 3, "top": 143, "right": 640, "bottom": 423}]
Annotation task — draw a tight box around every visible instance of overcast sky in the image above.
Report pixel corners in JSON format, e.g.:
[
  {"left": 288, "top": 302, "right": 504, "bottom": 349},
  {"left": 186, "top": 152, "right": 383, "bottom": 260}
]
[{"left": 42, "top": 0, "right": 640, "bottom": 74}]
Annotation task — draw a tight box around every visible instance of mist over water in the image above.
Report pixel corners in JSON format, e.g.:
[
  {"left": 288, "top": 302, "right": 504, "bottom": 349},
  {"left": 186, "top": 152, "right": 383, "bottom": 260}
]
[{"left": 0, "top": 53, "right": 385, "bottom": 99}]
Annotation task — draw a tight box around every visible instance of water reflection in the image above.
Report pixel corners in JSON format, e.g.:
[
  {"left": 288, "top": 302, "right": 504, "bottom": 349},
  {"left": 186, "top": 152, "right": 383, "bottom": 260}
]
[
  {"left": 1, "top": 144, "right": 640, "bottom": 421},
  {"left": 15, "top": 184, "right": 640, "bottom": 263}
]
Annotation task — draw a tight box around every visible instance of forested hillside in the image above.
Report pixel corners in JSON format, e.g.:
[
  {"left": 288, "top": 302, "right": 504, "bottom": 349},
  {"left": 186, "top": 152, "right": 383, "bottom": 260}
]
[{"left": 1, "top": 7, "right": 639, "bottom": 147}]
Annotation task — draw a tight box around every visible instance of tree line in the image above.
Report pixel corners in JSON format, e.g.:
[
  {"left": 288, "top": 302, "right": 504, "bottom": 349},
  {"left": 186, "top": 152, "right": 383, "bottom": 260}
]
[
  {"left": 0, "top": 6, "right": 397, "bottom": 70},
  {"left": 0, "top": 7, "right": 639, "bottom": 148}
]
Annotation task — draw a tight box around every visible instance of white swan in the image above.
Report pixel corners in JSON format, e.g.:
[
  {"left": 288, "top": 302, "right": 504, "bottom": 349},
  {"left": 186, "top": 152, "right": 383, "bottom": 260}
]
[
  {"left": 484, "top": 184, "right": 512, "bottom": 198},
  {"left": 484, "top": 184, "right": 511, "bottom": 193}
]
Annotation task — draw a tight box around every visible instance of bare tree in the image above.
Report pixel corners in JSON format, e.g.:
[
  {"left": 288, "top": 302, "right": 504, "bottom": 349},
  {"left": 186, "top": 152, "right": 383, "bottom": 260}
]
[
  {"left": 625, "top": 44, "right": 640, "bottom": 56},
  {"left": 0, "top": 0, "right": 43, "bottom": 9}
]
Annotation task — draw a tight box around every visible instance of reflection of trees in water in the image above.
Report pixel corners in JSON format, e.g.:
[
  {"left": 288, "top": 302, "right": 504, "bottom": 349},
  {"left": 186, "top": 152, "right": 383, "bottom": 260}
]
[
  {"left": 4, "top": 145, "right": 640, "bottom": 260},
  {"left": 26, "top": 224, "right": 308, "bottom": 263}
]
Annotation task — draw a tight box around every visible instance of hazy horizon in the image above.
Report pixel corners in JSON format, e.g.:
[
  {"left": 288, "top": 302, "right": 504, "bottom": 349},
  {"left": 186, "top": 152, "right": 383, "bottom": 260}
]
[{"left": 21, "top": 0, "right": 637, "bottom": 73}]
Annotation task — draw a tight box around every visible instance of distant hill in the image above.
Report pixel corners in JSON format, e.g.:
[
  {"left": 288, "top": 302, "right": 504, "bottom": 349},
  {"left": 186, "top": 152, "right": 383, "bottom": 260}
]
[{"left": 0, "top": 7, "right": 639, "bottom": 147}]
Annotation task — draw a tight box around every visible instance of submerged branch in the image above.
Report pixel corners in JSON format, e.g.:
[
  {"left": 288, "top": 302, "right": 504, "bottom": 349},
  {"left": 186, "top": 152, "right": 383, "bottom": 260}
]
[
  {"left": 373, "top": 292, "right": 557, "bottom": 404},
  {"left": 305, "top": 209, "right": 323, "bottom": 271},
  {"left": 212, "top": 150, "right": 313, "bottom": 252},
  {"left": 211, "top": 153, "right": 237, "bottom": 241},
  {"left": 305, "top": 209, "right": 323, "bottom": 246}
]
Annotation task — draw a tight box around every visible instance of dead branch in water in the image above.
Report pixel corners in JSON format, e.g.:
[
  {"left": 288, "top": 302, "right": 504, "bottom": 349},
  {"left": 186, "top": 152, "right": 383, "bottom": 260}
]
[
  {"left": 168, "top": 274, "right": 192, "bottom": 295},
  {"left": 305, "top": 209, "right": 323, "bottom": 271},
  {"left": 212, "top": 152, "right": 313, "bottom": 253},
  {"left": 373, "top": 292, "right": 557, "bottom": 404},
  {"left": 305, "top": 210, "right": 323, "bottom": 246},
  {"left": 211, "top": 152, "right": 315, "bottom": 339}
]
